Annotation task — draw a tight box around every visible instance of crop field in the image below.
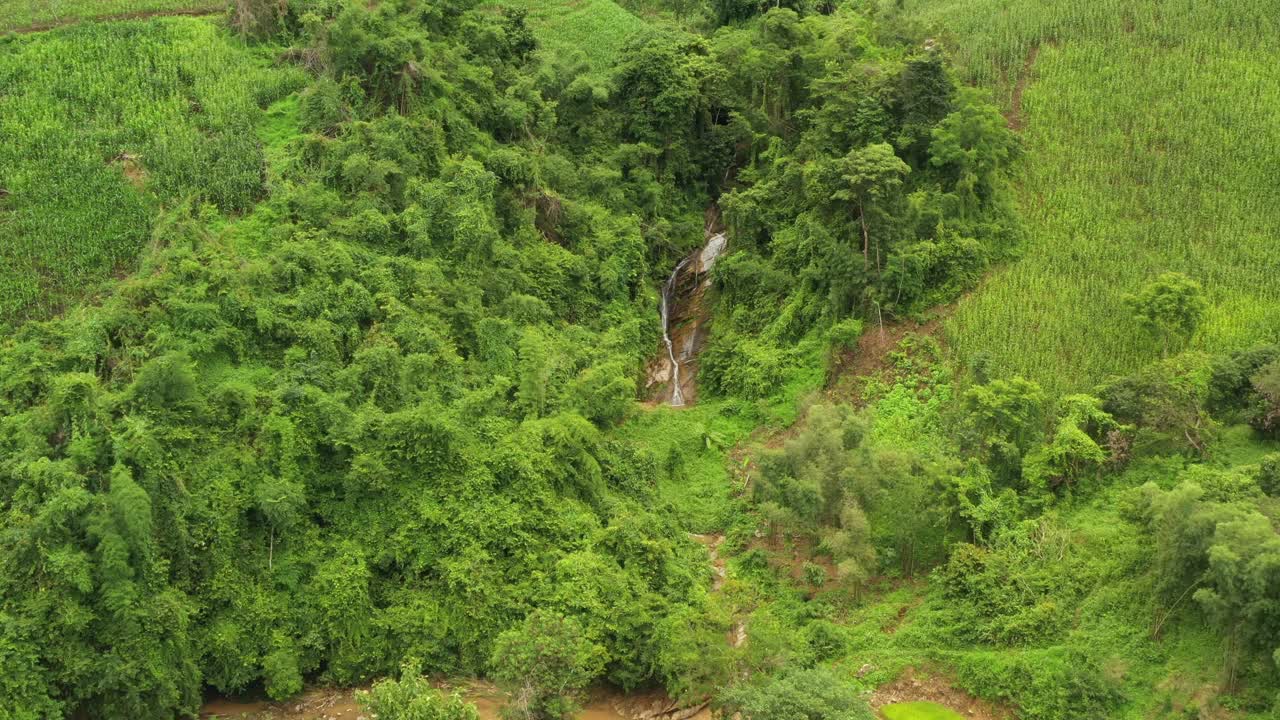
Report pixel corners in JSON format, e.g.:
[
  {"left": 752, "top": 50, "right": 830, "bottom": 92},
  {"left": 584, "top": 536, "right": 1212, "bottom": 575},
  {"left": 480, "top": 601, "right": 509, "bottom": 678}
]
[
  {"left": 0, "top": 0, "right": 222, "bottom": 32},
  {"left": 0, "top": 17, "right": 303, "bottom": 319},
  {"left": 483, "top": 0, "right": 650, "bottom": 71},
  {"left": 904, "top": 0, "right": 1280, "bottom": 393}
]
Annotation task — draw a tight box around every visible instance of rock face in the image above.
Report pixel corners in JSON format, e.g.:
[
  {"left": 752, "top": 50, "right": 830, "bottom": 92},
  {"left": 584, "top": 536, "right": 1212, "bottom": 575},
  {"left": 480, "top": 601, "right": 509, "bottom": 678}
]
[{"left": 648, "top": 212, "right": 728, "bottom": 406}]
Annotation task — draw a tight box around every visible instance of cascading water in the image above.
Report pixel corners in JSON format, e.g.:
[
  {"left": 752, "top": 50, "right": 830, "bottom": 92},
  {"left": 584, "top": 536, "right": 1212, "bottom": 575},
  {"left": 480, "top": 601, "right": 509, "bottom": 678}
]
[
  {"left": 659, "top": 230, "right": 728, "bottom": 407},
  {"left": 661, "top": 256, "right": 693, "bottom": 406}
]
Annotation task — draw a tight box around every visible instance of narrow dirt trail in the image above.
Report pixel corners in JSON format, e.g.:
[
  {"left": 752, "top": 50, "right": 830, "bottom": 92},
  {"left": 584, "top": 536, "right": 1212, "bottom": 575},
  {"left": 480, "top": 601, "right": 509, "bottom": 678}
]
[
  {"left": 689, "top": 533, "right": 746, "bottom": 649},
  {"left": 1005, "top": 43, "right": 1042, "bottom": 132}
]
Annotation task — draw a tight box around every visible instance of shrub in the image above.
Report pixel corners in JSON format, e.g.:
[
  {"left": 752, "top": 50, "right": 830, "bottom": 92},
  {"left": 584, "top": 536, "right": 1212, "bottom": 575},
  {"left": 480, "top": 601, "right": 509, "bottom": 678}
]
[{"left": 357, "top": 662, "right": 480, "bottom": 720}]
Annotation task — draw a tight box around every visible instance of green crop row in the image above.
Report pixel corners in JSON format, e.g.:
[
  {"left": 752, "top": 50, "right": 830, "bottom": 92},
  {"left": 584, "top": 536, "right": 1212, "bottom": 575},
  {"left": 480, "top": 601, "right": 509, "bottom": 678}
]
[
  {"left": 901, "top": 0, "right": 1280, "bottom": 393},
  {"left": 0, "top": 0, "right": 223, "bottom": 32},
  {"left": 0, "top": 17, "right": 304, "bottom": 320},
  {"left": 482, "top": 0, "right": 652, "bottom": 71}
]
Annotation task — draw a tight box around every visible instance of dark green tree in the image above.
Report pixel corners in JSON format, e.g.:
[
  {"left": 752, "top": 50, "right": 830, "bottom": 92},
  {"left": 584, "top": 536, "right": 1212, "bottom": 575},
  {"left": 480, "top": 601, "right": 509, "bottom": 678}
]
[
  {"left": 1124, "top": 272, "right": 1209, "bottom": 356},
  {"left": 490, "top": 610, "right": 607, "bottom": 720}
]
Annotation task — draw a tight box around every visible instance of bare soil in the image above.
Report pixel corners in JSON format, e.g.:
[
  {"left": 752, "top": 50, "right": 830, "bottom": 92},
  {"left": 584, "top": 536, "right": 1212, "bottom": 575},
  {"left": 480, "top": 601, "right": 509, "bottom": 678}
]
[
  {"left": 1005, "top": 44, "right": 1042, "bottom": 132},
  {"left": 870, "top": 667, "right": 1013, "bottom": 720},
  {"left": 824, "top": 311, "right": 948, "bottom": 407}
]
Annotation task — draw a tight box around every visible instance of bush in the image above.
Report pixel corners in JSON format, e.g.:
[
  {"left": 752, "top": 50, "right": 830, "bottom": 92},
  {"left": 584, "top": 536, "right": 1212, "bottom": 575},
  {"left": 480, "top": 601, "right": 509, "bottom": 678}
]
[
  {"left": 718, "top": 667, "right": 874, "bottom": 720},
  {"left": 950, "top": 648, "right": 1122, "bottom": 720},
  {"left": 357, "top": 662, "right": 480, "bottom": 720},
  {"left": 490, "top": 611, "right": 606, "bottom": 720}
]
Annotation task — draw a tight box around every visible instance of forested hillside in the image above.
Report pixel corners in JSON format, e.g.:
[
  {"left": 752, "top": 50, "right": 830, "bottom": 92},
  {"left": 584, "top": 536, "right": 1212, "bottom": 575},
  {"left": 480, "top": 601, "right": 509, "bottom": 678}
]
[{"left": 1, "top": 1, "right": 1277, "bottom": 720}]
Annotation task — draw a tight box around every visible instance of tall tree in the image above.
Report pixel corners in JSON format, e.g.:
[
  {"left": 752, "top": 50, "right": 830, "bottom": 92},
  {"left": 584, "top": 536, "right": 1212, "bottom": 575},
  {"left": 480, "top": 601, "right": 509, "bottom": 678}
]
[{"left": 1124, "top": 272, "right": 1209, "bottom": 356}]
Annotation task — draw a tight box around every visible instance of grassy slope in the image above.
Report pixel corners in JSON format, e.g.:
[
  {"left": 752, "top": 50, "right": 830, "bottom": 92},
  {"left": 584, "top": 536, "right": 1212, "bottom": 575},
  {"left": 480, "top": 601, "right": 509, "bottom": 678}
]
[
  {"left": 902, "top": 0, "right": 1280, "bottom": 395},
  {"left": 882, "top": 702, "right": 965, "bottom": 720},
  {"left": 0, "top": 17, "right": 301, "bottom": 320},
  {"left": 0, "top": 0, "right": 222, "bottom": 32}
]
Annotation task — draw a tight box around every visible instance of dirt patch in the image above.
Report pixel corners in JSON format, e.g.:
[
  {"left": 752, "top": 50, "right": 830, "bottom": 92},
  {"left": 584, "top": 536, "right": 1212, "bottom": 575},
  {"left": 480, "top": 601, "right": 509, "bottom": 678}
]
[
  {"left": 881, "top": 595, "right": 924, "bottom": 636},
  {"left": 7, "top": 6, "right": 221, "bottom": 34},
  {"left": 690, "top": 532, "right": 728, "bottom": 591},
  {"left": 201, "top": 686, "right": 363, "bottom": 720},
  {"left": 1005, "top": 43, "right": 1041, "bottom": 132},
  {"left": 870, "top": 667, "right": 1013, "bottom": 720},
  {"left": 112, "top": 152, "right": 146, "bottom": 190},
  {"left": 824, "top": 311, "right": 948, "bottom": 407}
]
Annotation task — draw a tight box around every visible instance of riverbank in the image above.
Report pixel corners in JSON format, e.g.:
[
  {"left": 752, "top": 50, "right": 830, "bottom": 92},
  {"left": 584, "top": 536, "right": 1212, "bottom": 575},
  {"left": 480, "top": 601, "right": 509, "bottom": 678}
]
[{"left": 201, "top": 683, "right": 707, "bottom": 720}]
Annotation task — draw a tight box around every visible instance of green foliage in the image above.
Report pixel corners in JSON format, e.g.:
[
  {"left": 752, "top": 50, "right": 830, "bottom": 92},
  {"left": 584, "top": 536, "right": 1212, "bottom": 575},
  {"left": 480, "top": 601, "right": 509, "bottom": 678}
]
[
  {"left": 1124, "top": 272, "right": 1210, "bottom": 357},
  {"left": 937, "top": 519, "right": 1090, "bottom": 645},
  {"left": 8, "top": 1, "right": 1227, "bottom": 718},
  {"left": 949, "top": 647, "right": 1122, "bottom": 720},
  {"left": 1131, "top": 477, "right": 1280, "bottom": 692},
  {"left": 1258, "top": 454, "right": 1280, "bottom": 497},
  {"left": 653, "top": 603, "right": 735, "bottom": 702},
  {"left": 0, "top": 0, "right": 223, "bottom": 31},
  {"left": 357, "top": 662, "right": 481, "bottom": 720},
  {"left": 0, "top": 2, "right": 740, "bottom": 713},
  {"left": 1100, "top": 352, "right": 1216, "bottom": 456},
  {"left": 484, "top": 0, "right": 651, "bottom": 72},
  {"left": 1021, "top": 394, "right": 1125, "bottom": 494},
  {"left": 880, "top": 702, "right": 964, "bottom": 720},
  {"left": 958, "top": 376, "right": 1045, "bottom": 485},
  {"left": 718, "top": 667, "right": 875, "bottom": 720},
  {"left": 490, "top": 610, "right": 607, "bottom": 720}
]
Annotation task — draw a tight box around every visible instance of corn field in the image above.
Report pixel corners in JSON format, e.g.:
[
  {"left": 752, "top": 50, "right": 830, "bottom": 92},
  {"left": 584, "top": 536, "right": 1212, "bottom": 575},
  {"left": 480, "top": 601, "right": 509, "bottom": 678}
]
[
  {"left": 0, "top": 17, "right": 304, "bottom": 319},
  {"left": 0, "top": 0, "right": 224, "bottom": 32},
  {"left": 901, "top": 0, "right": 1280, "bottom": 393},
  {"left": 483, "top": 0, "right": 651, "bottom": 71}
]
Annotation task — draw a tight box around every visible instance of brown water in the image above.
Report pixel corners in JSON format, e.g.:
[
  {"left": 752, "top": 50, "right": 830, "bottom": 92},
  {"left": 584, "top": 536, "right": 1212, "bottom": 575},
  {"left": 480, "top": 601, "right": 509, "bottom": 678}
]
[{"left": 200, "top": 683, "right": 703, "bottom": 720}]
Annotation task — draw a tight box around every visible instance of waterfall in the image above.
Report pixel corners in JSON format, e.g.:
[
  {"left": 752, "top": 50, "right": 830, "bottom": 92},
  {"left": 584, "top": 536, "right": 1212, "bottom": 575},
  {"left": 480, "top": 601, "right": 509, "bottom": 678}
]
[
  {"left": 661, "top": 256, "right": 693, "bottom": 407},
  {"left": 660, "top": 231, "right": 729, "bottom": 407}
]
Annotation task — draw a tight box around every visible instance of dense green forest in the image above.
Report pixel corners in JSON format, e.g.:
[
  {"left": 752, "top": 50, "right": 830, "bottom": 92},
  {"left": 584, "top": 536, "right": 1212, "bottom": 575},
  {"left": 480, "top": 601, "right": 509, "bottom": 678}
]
[{"left": 1, "top": 1, "right": 1278, "bottom": 719}]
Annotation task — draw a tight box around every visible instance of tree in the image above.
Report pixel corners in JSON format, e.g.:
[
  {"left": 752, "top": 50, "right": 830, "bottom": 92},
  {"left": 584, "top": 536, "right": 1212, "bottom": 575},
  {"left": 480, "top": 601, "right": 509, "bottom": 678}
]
[
  {"left": 490, "top": 610, "right": 607, "bottom": 720},
  {"left": 653, "top": 604, "right": 734, "bottom": 703},
  {"left": 1022, "top": 395, "right": 1126, "bottom": 493},
  {"left": 1249, "top": 359, "right": 1280, "bottom": 438},
  {"left": 229, "top": 0, "right": 286, "bottom": 39},
  {"left": 1124, "top": 272, "right": 1209, "bottom": 356},
  {"left": 929, "top": 87, "right": 1018, "bottom": 212},
  {"left": 718, "top": 668, "right": 874, "bottom": 720},
  {"left": 833, "top": 143, "right": 910, "bottom": 270},
  {"left": 358, "top": 661, "right": 481, "bottom": 720},
  {"left": 1257, "top": 453, "right": 1280, "bottom": 496},
  {"left": 1194, "top": 513, "right": 1280, "bottom": 692},
  {"left": 960, "top": 376, "right": 1046, "bottom": 486}
]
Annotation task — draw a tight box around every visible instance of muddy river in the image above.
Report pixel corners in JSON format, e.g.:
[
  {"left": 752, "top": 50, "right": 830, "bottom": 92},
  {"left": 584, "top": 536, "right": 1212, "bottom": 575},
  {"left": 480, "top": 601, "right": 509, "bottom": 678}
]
[{"left": 201, "top": 683, "right": 709, "bottom": 720}]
